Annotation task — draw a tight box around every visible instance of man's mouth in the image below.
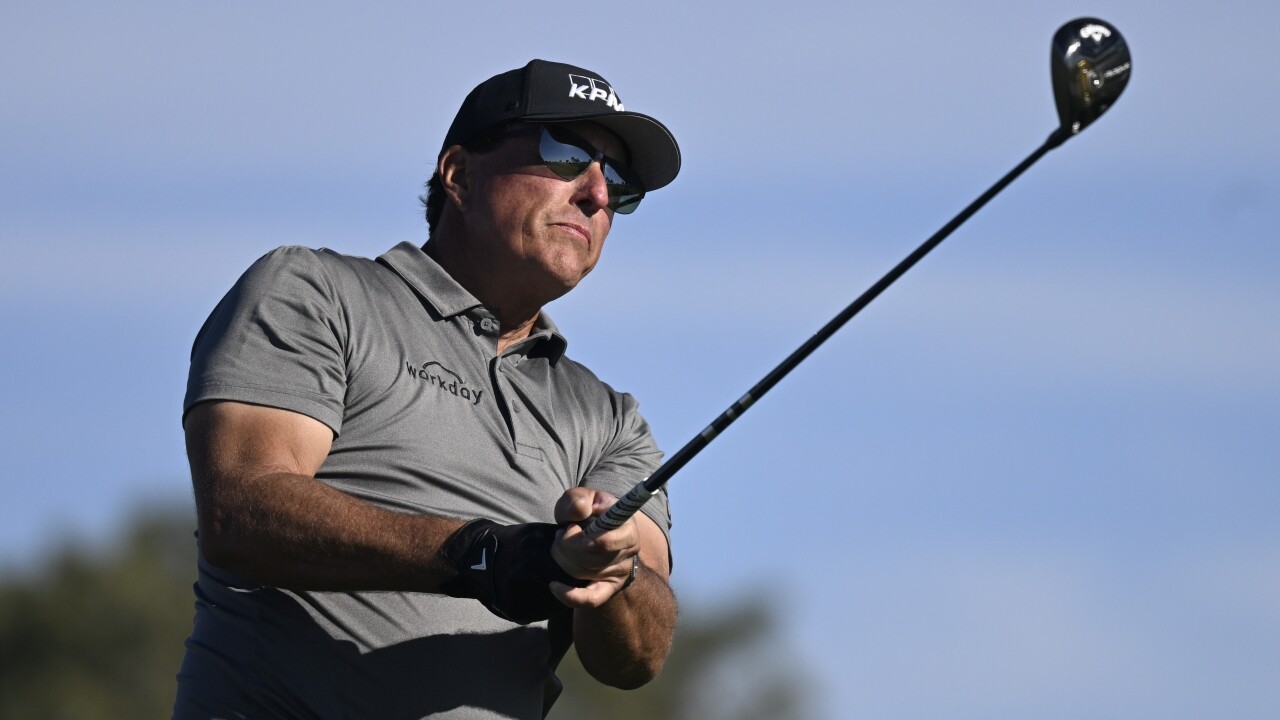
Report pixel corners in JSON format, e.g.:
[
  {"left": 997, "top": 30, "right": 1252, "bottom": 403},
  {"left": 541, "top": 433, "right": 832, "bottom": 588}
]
[{"left": 552, "top": 222, "right": 592, "bottom": 246}]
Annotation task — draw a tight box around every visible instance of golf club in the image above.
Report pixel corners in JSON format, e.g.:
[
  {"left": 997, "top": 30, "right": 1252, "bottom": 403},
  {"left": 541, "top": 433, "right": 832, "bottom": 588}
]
[{"left": 587, "top": 17, "right": 1132, "bottom": 535}]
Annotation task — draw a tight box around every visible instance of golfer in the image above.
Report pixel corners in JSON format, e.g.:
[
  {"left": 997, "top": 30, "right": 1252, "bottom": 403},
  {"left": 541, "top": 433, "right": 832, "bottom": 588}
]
[{"left": 172, "top": 59, "right": 679, "bottom": 719}]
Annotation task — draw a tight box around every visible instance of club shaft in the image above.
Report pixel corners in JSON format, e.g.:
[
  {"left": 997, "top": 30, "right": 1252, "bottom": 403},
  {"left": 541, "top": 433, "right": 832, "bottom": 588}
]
[{"left": 587, "top": 133, "right": 1064, "bottom": 535}]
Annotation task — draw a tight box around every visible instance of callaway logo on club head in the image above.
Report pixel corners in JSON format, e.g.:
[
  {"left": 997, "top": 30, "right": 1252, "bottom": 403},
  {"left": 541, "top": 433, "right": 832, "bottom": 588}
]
[
  {"left": 567, "top": 74, "right": 624, "bottom": 111},
  {"left": 1079, "top": 24, "right": 1112, "bottom": 43},
  {"left": 404, "top": 360, "right": 485, "bottom": 406}
]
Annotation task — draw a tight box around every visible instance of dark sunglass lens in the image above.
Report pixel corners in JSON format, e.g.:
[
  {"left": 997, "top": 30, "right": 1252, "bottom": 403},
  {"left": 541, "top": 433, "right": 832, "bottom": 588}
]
[
  {"left": 610, "top": 193, "right": 643, "bottom": 214},
  {"left": 541, "top": 125, "right": 645, "bottom": 214},
  {"left": 540, "top": 127, "right": 592, "bottom": 180},
  {"left": 602, "top": 162, "right": 644, "bottom": 214}
]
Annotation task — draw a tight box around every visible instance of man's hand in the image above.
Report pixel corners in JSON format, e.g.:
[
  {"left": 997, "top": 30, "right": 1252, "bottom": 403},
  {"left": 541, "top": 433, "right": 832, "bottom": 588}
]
[
  {"left": 549, "top": 488, "right": 645, "bottom": 608},
  {"left": 553, "top": 486, "right": 676, "bottom": 688},
  {"left": 438, "top": 520, "right": 581, "bottom": 625},
  {"left": 439, "top": 487, "right": 671, "bottom": 636}
]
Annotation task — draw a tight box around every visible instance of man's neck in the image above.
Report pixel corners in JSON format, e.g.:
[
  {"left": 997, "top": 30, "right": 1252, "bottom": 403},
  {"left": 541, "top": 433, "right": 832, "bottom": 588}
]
[
  {"left": 496, "top": 315, "right": 540, "bottom": 354},
  {"left": 423, "top": 238, "right": 543, "bottom": 355}
]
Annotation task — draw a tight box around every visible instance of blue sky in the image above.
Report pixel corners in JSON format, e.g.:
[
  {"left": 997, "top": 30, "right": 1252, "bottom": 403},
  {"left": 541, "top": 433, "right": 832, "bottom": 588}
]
[{"left": 3, "top": 1, "right": 1278, "bottom": 717}]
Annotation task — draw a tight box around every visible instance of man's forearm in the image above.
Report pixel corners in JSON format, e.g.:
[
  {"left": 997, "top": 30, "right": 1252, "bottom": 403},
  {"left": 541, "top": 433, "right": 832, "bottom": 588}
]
[
  {"left": 197, "top": 469, "right": 464, "bottom": 592},
  {"left": 572, "top": 563, "right": 677, "bottom": 689},
  {"left": 186, "top": 400, "right": 464, "bottom": 592}
]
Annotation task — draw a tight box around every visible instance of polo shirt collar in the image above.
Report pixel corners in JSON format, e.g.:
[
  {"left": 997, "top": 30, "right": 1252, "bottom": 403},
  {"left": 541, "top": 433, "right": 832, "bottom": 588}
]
[
  {"left": 379, "top": 241, "right": 569, "bottom": 361},
  {"left": 380, "top": 241, "right": 481, "bottom": 318},
  {"left": 525, "top": 312, "right": 568, "bottom": 363}
]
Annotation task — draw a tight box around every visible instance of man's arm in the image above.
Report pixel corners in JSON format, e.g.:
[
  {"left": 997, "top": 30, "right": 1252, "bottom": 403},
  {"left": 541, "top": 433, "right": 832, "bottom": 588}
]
[
  {"left": 186, "top": 399, "right": 464, "bottom": 591},
  {"left": 550, "top": 489, "right": 677, "bottom": 689}
]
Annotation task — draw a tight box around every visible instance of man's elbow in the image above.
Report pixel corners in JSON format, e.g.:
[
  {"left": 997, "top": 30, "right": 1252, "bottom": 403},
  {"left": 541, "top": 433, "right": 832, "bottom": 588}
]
[
  {"left": 585, "top": 651, "right": 668, "bottom": 690},
  {"left": 194, "top": 503, "right": 249, "bottom": 572},
  {"left": 196, "top": 524, "right": 233, "bottom": 569}
]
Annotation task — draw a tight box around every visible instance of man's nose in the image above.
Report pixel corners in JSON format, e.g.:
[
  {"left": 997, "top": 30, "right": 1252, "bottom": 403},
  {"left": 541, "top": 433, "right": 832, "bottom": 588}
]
[{"left": 572, "top": 160, "right": 612, "bottom": 213}]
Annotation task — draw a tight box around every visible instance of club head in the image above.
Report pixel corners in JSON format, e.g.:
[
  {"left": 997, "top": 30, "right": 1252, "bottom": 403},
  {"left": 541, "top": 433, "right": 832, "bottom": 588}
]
[{"left": 1050, "top": 18, "right": 1131, "bottom": 142}]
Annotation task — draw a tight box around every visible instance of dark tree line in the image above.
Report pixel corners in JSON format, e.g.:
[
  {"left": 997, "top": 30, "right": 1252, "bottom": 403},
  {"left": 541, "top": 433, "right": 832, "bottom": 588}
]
[{"left": 0, "top": 508, "right": 809, "bottom": 719}]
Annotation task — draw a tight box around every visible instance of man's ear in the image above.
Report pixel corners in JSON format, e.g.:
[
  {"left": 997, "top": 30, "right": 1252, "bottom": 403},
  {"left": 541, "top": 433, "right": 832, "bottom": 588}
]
[{"left": 438, "top": 145, "right": 471, "bottom": 213}]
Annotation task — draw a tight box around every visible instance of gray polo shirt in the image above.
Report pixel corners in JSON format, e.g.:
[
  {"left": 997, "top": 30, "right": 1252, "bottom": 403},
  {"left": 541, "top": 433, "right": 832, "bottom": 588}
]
[{"left": 174, "top": 242, "right": 669, "bottom": 720}]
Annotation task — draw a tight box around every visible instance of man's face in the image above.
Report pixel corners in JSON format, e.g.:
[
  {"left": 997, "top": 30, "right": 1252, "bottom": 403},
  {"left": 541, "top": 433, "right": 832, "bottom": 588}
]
[{"left": 460, "top": 121, "right": 626, "bottom": 302}]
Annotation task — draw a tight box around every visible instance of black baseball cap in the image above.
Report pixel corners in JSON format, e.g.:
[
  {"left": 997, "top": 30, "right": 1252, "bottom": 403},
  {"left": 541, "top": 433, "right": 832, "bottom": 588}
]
[{"left": 440, "top": 59, "right": 681, "bottom": 192}]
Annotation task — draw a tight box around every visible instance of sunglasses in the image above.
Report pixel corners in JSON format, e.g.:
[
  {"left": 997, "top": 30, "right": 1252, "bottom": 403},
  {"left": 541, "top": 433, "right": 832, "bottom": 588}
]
[{"left": 495, "top": 125, "right": 645, "bottom": 214}]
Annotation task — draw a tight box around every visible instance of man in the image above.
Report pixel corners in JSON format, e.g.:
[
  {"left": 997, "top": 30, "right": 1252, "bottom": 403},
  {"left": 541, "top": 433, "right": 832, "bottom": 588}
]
[{"left": 172, "top": 59, "right": 680, "bottom": 719}]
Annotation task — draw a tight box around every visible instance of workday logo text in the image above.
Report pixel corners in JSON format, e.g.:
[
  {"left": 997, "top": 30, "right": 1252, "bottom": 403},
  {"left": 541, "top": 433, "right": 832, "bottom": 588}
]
[
  {"left": 567, "top": 74, "right": 624, "bottom": 111},
  {"left": 405, "top": 360, "right": 484, "bottom": 406}
]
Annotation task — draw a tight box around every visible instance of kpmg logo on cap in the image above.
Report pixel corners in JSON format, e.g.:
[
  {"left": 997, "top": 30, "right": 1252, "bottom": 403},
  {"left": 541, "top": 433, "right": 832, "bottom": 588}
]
[{"left": 567, "top": 74, "right": 624, "bottom": 111}]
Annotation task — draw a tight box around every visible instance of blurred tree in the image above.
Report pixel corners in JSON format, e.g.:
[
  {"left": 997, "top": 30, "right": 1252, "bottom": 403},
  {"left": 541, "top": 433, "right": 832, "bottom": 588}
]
[
  {"left": 0, "top": 509, "right": 197, "bottom": 720},
  {"left": 0, "top": 509, "right": 810, "bottom": 719}
]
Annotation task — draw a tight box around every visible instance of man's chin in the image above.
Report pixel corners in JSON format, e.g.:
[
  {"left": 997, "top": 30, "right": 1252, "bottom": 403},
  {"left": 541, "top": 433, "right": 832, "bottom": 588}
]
[{"left": 540, "top": 262, "right": 595, "bottom": 297}]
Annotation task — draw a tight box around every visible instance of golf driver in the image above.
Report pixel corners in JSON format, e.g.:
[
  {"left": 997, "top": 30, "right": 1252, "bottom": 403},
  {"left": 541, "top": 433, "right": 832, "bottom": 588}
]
[{"left": 587, "top": 17, "right": 1132, "bottom": 535}]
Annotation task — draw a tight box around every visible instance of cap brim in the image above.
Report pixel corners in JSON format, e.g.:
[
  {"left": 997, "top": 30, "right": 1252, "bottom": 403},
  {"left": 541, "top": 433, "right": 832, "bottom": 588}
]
[{"left": 541, "top": 112, "right": 681, "bottom": 192}]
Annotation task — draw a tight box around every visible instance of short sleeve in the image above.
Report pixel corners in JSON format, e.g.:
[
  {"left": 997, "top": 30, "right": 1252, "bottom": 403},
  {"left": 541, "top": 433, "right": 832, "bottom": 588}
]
[
  {"left": 184, "top": 246, "right": 348, "bottom": 434},
  {"left": 580, "top": 392, "right": 672, "bottom": 540}
]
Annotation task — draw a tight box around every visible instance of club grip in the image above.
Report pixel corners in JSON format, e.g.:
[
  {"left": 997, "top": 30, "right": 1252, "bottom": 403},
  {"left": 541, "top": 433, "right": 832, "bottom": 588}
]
[{"left": 586, "top": 481, "right": 653, "bottom": 535}]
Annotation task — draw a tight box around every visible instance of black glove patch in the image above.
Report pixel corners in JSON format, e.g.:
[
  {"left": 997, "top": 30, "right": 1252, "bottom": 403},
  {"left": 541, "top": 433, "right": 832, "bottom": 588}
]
[{"left": 439, "top": 519, "right": 582, "bottom": 625}]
